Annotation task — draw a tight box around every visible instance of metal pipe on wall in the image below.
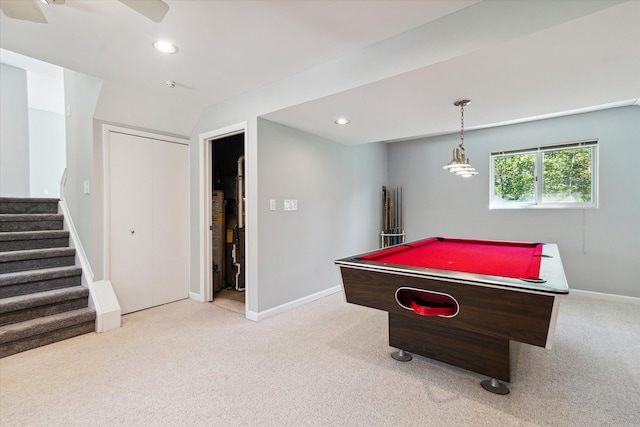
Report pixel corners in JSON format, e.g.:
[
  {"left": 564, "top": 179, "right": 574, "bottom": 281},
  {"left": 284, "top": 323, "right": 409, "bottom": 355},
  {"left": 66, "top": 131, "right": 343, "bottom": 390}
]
[
  {"left": 237, "top": 155, "right": 245, "bottom": 229},
  {"left": 235, "top": 155, "right": 245, "bottom": 291}
]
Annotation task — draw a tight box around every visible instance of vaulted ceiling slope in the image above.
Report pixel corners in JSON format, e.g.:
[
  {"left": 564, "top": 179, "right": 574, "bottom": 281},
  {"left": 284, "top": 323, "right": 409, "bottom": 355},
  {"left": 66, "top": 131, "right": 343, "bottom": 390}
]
[{"left": 1, "top": 0, "right": 638, "bottom": 143}]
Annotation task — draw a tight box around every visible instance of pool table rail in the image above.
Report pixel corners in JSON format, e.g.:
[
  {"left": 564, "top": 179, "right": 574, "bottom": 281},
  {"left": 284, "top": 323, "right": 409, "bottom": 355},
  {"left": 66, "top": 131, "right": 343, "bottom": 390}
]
[{"left": 335, "top": 240, "right": 569, "bottom": 295}]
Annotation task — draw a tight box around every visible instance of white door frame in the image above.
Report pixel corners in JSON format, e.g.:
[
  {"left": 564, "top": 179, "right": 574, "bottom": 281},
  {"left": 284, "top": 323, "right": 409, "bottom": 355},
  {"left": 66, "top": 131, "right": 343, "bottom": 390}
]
[{"left": 198, "top": 122, "right": 248, "bottom": 308}]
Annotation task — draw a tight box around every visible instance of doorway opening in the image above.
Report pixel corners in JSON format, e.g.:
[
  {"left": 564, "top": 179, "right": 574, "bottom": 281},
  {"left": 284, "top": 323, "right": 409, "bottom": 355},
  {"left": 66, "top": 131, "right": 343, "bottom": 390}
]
[{"left": 210, "top": 132, "right": 246, "bottom": 313}]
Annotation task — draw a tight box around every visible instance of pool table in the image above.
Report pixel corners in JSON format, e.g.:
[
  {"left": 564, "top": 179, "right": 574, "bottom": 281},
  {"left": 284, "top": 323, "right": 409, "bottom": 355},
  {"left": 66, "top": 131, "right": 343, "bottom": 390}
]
[{"left": 335, "top": 237, "right": 569, "bottom": 394}]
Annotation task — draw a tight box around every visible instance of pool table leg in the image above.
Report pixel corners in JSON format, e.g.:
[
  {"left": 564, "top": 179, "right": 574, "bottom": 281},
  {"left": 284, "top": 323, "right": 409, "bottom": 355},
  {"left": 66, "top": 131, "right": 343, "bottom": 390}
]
[
  {"left": 481, "top": 378, "right": 510, "bottom": 395},
  {"left": 391, "top": 349, "right": 412, "bottom": 361}
]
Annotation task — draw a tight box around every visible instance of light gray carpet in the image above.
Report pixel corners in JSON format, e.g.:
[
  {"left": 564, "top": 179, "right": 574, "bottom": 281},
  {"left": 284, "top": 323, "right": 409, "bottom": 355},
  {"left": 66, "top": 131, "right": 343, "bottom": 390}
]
[
  {"left": 1, "top": 291, "right": 638, "bottom": 426},
  {"left": 211, "top": 288, "right": 246, "bottom": 314}
]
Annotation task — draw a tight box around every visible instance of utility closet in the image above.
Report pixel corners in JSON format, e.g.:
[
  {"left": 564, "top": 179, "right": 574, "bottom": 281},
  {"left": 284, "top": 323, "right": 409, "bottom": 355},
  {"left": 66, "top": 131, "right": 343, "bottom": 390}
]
[{"left": 211, "top": 133, "right": 245, "bottom": 295}]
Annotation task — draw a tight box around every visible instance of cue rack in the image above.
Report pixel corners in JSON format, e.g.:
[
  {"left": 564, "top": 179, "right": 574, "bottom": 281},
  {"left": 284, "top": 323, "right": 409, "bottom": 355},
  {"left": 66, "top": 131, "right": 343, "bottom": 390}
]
[{"left": 381, "top": 186, "right": 405, "bottom": 247}]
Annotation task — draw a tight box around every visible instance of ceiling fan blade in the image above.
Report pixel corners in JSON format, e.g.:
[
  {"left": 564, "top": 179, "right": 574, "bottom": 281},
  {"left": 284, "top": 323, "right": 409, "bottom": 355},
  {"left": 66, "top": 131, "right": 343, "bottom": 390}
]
[
  {"left": 0, "top": 0, "right": 47, "bottom": 23},
  {"left": 119, "top": 0, "right": 168, "bottom": 23}
]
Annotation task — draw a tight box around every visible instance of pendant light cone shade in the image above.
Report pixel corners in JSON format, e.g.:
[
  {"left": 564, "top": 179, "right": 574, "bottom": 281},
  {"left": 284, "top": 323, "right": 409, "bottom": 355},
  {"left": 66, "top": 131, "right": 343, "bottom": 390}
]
[{"left": 443, "top": 99, "right": 478, "bottom": 177}]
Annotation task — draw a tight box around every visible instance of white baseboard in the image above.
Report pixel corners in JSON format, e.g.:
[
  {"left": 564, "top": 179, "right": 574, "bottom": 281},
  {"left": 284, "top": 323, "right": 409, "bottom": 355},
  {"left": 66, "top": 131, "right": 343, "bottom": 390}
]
[
  {"left": 246, "top": 285, "right": 343, "bottom": 322},
  {"left": 189, "top": 291, "right": 205, "bottom": 302},
  {"left": 89, "top": 280, "right": 122, "bottom": 332},
  {"left": 58, "top": 199, "right": 94, "bottom": 285},
  {"left": 570, "top": 289, "right": 640, "bottom": 305}
]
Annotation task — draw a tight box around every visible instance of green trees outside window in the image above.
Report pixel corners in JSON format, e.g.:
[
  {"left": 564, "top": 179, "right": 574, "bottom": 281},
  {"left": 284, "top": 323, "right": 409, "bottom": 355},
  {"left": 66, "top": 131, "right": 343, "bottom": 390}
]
[
  {"left": 542, "top": 148, "right": 592, "bottom": 203},
  {"left": 493, "top": 153, "right": 535, "bottom": 202},
  {"left": 491, "top": 142, "right": 597, "bottom": 208}
]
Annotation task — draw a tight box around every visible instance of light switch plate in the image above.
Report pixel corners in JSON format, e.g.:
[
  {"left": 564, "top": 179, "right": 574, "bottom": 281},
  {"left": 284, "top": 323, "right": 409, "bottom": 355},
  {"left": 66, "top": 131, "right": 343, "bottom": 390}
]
[
  {"left": 284, "top": 199, "right": 298, "bottom": 211},
  {"left": 269, "top": 199, "right": 276, "bottom": 211}
]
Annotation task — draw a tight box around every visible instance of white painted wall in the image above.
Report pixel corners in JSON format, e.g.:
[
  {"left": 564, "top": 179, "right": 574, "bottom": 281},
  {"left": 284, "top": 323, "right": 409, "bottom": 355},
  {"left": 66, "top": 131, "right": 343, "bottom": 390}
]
[
  {"left": 0, "top": 63, "right": 30, "bottom": 197},
  {"left": 387, "top": 106, "right": 640, "bottom": 298},
  {"left": 27, "top": 62, "right": 65, "bottom": 198},
  {"left": 28, "top": 109, "right": 65, "bottom": 198},
  {"left": 1, "top": 51, "right": 66, "bottom": 198},
  {"left": 26, "top": 64, "right": 65, "bottom": 115},
  {"left": 94, "top": 81, "right": 200, "bottom": 138},
  {"left": 63, "top": 69, "right": 103, "bottom": 267},
  {"left": 256, "top": 119, "right": 386, "bottom": 311}
]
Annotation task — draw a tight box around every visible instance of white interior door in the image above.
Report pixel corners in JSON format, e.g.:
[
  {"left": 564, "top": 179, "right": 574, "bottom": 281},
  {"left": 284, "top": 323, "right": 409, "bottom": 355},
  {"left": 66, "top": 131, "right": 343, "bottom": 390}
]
[
  {"left": 108, "top": 129, "right": 189, "bottom": 314},
  {"left": 109, "top": 132, "right": 154, "bottom": 314},
  {"left": 152, "top": 139, "right": 189, "bottom": 306}
]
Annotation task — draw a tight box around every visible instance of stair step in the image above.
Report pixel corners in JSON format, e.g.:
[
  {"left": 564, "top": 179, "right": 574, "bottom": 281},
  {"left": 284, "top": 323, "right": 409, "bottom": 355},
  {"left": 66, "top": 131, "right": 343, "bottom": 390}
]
[
  {"left": 0, "top": 198, "right": 94, "bottom": 358},
  {"left": 0, "top": 286, "right": 89, "bottom": 326},
  {"left": 0, "top": 307, "right": 95, "bottom": 358},
  {"left": 0, "top": 198, "right": 59, "bottom": 215},
  {"left": 0, "top": 213, "right": 64, "bottom": 232},
  {"left": 0, "top": 266, "right": 82, "bottom": 298},
  {"left": 0, "top": 197, "right": 59, "bottom": 215},
  {"left": 0, "top": 247, "right": 76, "bottom": 274},
  {"left": 0, "top": 230, "right": 69, "bottom": 252}
]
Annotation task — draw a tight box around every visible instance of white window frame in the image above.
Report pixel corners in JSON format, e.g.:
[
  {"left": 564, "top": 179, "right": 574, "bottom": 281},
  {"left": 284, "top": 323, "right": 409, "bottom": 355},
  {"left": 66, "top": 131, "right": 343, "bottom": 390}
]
[{"left": 490, "top": 140, "right": 598, "bottom": 209}]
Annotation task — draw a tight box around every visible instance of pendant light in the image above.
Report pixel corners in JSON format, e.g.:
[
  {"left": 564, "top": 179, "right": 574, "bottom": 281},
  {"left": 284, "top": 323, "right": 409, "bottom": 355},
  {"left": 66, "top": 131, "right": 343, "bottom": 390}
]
[{"left": 443, "top": 99, "right": 478, "bottom": 177}]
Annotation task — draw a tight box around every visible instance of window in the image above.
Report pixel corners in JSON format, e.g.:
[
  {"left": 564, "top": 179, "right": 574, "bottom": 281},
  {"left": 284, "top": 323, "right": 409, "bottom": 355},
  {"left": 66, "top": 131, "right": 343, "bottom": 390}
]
[{"left": 490, "top": 141, "right": 597, "bottom": 209}]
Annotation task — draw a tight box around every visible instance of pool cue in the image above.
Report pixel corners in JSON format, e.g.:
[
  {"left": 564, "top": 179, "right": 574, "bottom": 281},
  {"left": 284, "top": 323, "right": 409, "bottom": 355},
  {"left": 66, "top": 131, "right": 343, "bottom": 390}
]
[
  {"left": 383, "top": 186, "right": 388, "bottom": 247},
  {"left": 398, "top": 186, "right": 402, "bottom": 243},
  {"left": 396, "top": 186, "right": 399, "bottom": 245},
  {"left": 401, "top": 186, "right": 404, "bottom": 242},
  {"left": 394, "top": 187, "right": 398, "bottom": 245}
]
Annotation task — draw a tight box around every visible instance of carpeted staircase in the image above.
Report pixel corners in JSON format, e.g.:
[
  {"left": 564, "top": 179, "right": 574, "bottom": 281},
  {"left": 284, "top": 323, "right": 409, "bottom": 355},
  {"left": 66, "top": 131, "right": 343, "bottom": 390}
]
[{"left": 0, "top": 197, "right": 95, "bottom": 358}]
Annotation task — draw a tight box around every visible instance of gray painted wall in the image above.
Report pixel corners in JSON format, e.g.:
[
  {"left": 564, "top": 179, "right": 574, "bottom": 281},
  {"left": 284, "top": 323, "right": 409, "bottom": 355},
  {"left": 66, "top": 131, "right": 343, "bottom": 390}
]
[
  {"left": 257, "top": 119, "right": 386, "bottom": 311},
  {"left": 0, "top": 63, "right": 30, "bottom": 196},
  {"left": 387, "top": 106, "right": 640, "bottom": 298}
]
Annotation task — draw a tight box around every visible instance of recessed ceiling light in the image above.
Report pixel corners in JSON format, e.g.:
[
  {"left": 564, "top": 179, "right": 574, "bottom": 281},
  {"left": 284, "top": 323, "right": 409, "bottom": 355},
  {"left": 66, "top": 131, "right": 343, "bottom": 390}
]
[
  {"left": 335, "top": 118, "right": 350, "bottom": 125},
  {"left": 153, "top": 40, "right": 177, "bottom": 54}
]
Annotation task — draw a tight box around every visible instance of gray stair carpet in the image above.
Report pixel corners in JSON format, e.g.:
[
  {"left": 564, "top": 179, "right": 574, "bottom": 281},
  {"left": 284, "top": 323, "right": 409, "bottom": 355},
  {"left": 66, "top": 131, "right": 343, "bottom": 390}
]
[
  {"left": 0, "top": 198, "right": 59, "bottom": 214},
  {"left": 0, "top": 213, "right": 64, "bottom": 232},
  {"left": 0, "top": 286, "right": 90, "bottom": 326},
  {"left": 0, "top": 247, "right": 76, "bottom": 274},
  {"left": 0, "top": 230, "right": 70, "bottom": 252},
  {"left": 0, "top": 197, "right": 95, "bottom": 358},
  {"left": 0, "top": 266, "right": 82, "bottom": 298},
  {"left": 0, "top": 308, "right": 95, "bottom": 358}
]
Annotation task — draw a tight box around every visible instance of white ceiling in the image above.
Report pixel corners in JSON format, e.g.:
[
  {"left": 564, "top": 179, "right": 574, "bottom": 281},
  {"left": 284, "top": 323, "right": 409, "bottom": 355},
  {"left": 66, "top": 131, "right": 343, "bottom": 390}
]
[{"left": 1, "top": 0, "right": 639, "bottom": 145}]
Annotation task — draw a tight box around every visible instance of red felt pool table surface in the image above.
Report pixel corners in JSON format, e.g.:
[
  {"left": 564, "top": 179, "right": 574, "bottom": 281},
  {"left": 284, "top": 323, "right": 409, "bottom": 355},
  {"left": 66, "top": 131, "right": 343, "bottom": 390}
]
[{"left": 359, "top": 237, "right": 543, "bottom": 281}]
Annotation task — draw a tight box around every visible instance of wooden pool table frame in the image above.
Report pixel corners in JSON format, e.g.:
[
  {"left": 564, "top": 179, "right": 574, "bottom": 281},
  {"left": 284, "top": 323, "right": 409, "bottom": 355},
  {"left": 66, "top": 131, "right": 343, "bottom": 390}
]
[{"left": 336, "top": 238, "right": 569, "bottom": 392}]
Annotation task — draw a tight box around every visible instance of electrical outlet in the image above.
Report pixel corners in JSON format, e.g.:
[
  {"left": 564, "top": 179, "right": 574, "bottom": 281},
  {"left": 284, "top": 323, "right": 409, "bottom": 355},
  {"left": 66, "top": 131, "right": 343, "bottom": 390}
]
[{"left": 284, "top": 199, "right": 298, "bottom": 211}]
